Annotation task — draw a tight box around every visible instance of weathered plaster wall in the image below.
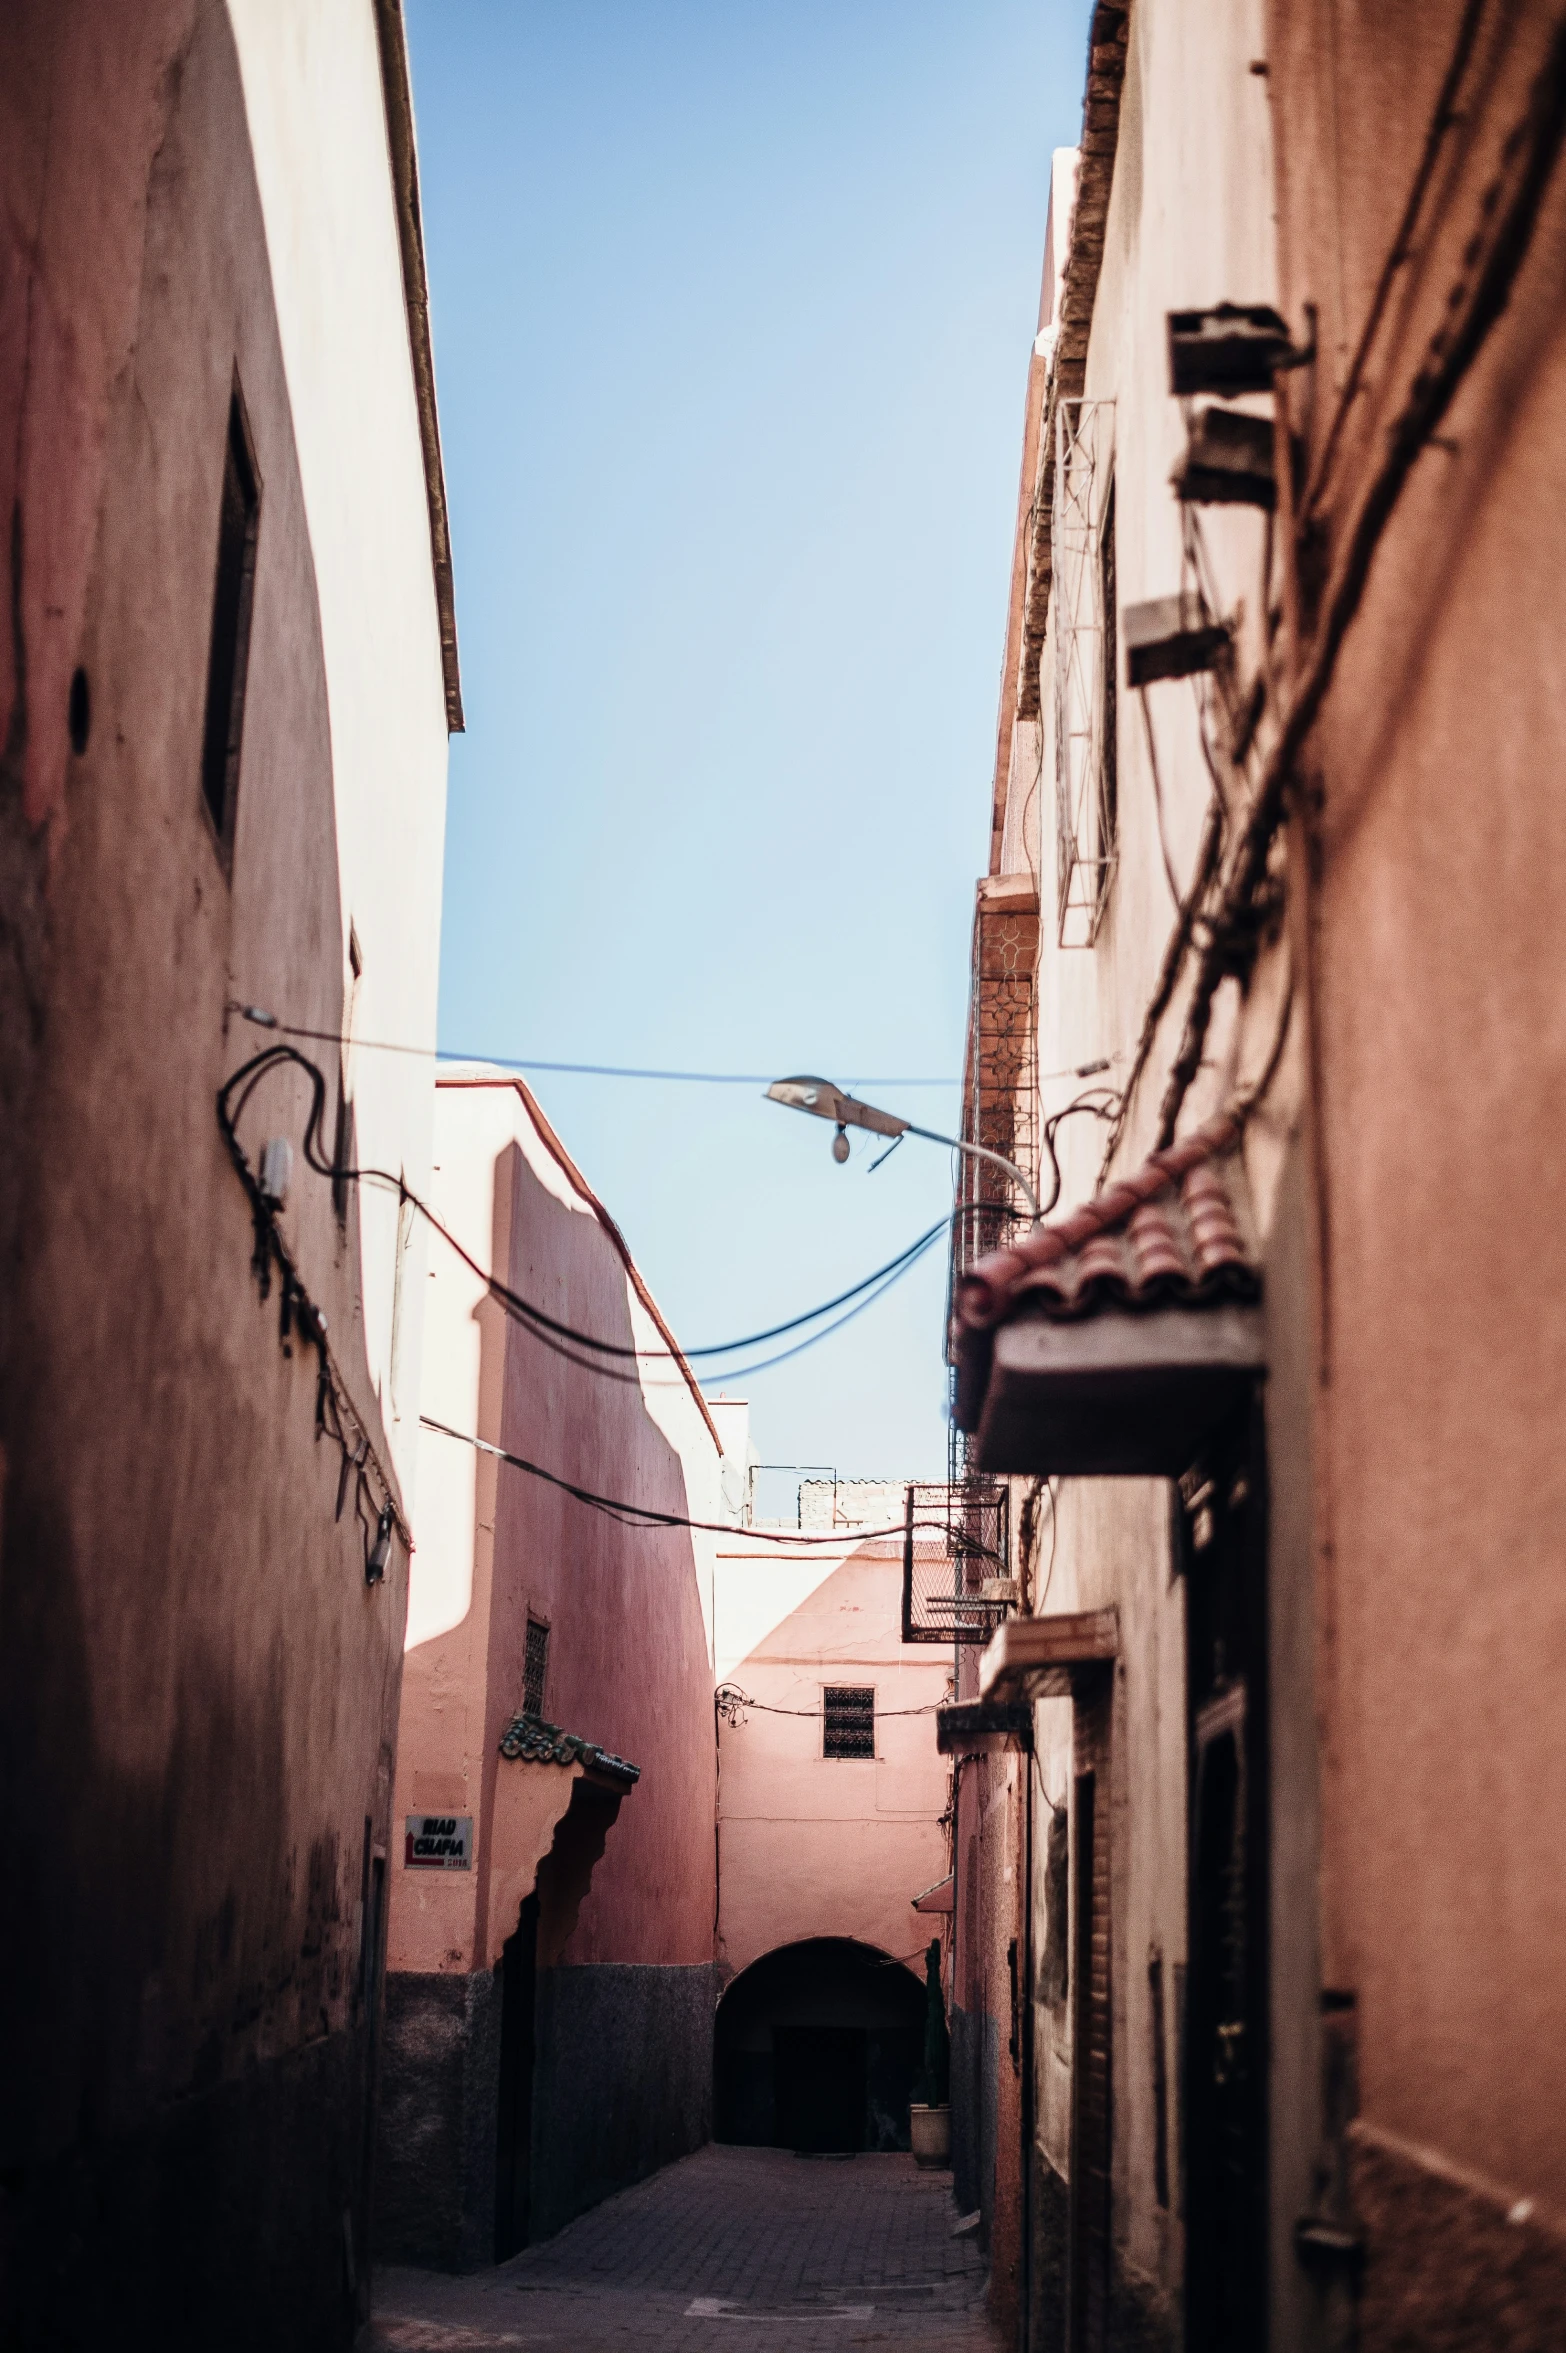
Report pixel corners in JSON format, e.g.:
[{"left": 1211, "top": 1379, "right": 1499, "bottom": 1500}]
[
  {"left": 975, "top": 0, "right": 1293, "bottom": 2341},
  {"left": 1265, "top": 3, "right": 1566, "bottom": 2335},
  {"left": 0, "top": 2, "right": 450, "bottom": 2340}
]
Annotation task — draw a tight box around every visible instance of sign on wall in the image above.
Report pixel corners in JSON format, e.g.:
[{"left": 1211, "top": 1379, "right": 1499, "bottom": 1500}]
[{"left": 404, "top": 1814, "right": 473, "bottom": 1870}]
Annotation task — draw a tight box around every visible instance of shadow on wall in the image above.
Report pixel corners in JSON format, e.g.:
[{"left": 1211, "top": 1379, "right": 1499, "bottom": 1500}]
[
  {"left": 715, "top": 1939, "right": 924, "bottom": 2155},
  {"left": 0, "top": 5, "right": 403, "bottom": 2342}
]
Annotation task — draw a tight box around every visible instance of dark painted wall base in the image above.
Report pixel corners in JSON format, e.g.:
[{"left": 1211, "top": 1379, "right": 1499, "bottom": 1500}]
[
  {"left": 1030, "top": 2149, "right": 1068, "bottom": 2353},
  {"left": 529, "top": 1962, "right": 715, "bottom": 2241},
  {"left": 951, "top": 2003, "right": 998, "bottom": 2230},
  {"left": 377, "top": 1970, "right": 502, "bottom": 2271},
  {"left": 1110, "top": 2251, "right": 1179, "bottom": 2351},
  {"left": 0, "top": 2026, "right": 372, "bottom": 2353},
  {"left": 1349, "top": 2126, "right": 1566, "bottom": 2351},
  {"left": 377, "top": 1960, "right": 714, "bottom": 2267}
]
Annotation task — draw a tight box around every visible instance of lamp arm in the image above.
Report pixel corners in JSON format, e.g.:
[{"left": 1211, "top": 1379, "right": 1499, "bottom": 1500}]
[{"left": 904, "top": 1125, "right": 1043, "bottom": 1227}]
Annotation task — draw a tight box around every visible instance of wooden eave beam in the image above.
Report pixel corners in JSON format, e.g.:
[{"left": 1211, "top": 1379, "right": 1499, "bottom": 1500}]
[{"left": 978, "top": 1607, "right": 1119, "bottom": 1703}]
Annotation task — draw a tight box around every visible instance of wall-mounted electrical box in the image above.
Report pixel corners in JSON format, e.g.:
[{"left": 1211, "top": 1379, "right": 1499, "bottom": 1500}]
[
  {"left": 1167, "top": 303, "right": 1295, "bottom": 397},
  {"left": 259, "top": 1136, "right": 294, "bottom": 1210},
  {"left": 1172, "top": 406, "right": 1277, "bottom": 508},
  {"left": 1123, "top": 595, "right": 1230, "bottom": 688}
]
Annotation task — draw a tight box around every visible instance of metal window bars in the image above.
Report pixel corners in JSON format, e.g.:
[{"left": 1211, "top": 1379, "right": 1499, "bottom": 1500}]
[
  {"left": 1054, "top": 399, "right": 1117, "bottom": 946},
  {"left": 822, "top": 1685, "right": 876, "bottom": 1759},
  {"left": 901, "top": 1479, "right": 1014, "bottom": 1646}
]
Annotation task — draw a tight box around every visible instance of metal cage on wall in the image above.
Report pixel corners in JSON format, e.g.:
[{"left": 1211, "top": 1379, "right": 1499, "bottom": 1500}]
[
  {"left": 900, "top": 1479, "right": 1013, "bottom": 1646},
  {"left": 1054, "top": 398, "right": 1117, "bottom": 946}
]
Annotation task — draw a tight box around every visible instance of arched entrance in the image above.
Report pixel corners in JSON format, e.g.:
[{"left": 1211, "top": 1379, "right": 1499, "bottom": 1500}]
[{"left": 714, "top": 1938, "right": 925, "bottom": 2154}]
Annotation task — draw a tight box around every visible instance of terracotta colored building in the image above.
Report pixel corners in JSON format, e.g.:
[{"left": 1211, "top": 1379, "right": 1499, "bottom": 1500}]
[
  {"left": 0, "top": 3, "right": 456, "bottom": 2342},
  {"left": 945, "top": 3, "right": 1566, "bottom": 2349},
  {"left": 377, "top": 1071, "right": 724, "bottom": 2266},
  {"left": 710, "top": 1473, "right": 951, "bottom": 2156}
]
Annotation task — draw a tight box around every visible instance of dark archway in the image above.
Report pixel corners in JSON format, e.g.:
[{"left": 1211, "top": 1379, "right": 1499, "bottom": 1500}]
[{"left": 715, "top": 1938, "right": 924, "bottom": 2154}]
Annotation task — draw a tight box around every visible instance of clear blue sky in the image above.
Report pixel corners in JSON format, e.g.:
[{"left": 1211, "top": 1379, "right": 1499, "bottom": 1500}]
[{"left": 406, "top": 0, "right": 1088, "bottom": 1486}]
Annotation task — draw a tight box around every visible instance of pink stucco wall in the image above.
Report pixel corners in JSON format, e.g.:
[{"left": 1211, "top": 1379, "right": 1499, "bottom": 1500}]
[
  {"left": 0, "top": 4, "right": 448, "bottom": 2333},
  {"left": 389, "top": 1073, "right": 720, "bottom": 1982},
  {"left": 714, "top": 1533, "right": 950, "bottom": 1981},
  {"left": 1268, "top": 0, "right": 1566, "bottom": 2227}
]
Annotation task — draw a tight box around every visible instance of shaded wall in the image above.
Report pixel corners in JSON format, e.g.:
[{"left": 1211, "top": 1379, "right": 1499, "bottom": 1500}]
[
  {"left": 1265, "top": 3, "right": 1566, "bottom": 2338},
  {"left": 0, "top": 2, "right": 448, "bottom": 2341},
  {"left": 380, "top": 1078, "right": 720, "bottom": 2266}
]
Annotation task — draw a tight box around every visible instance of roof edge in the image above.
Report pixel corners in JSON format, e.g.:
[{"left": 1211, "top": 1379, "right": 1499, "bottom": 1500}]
[
  {"left": 1016, "top": 2, "right": 1133, "bottom": 718},
  {"left": 436, "top": 1071, "right": 723, "bottom": 1452},
  {"left": 372, "top": 0, "right": 464, "bottom": 733}
]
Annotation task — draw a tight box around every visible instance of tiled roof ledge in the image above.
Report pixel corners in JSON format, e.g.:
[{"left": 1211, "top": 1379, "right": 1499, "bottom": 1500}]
[{"left": 498, "top": 1713, "right": 641, "bottom": 1789}]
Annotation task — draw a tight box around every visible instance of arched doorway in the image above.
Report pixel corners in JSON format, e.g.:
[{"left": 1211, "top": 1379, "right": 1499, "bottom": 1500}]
[{"left": 714, "top": 1938, "right": 925, "bottom": 2154}]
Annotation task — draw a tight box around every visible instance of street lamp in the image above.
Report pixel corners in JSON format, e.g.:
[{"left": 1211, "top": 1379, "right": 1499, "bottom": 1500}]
[{"left": 765, "top": 1076, "right": 1043, "bottom": 1226}]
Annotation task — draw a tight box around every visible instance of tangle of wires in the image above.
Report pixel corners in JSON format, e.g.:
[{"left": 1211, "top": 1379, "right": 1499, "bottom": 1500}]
[
  {"left": 219, "top": 1042, "right": 944, "bottom": 1396},
  {"left": 1105, "top": 8, "right": 1566, "bottom": 1172},
  {"left": 216, "top": 1043, "right": 407, "bottom": 1582},
  {"left": 218, "top": 1042, "right": 985, "bottom": 1556}
]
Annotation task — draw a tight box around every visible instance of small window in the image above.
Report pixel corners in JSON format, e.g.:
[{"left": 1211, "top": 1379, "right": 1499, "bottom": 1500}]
[
  {"left": 823, "top": 1685, "right": 875, "bottom": 1759},
  {"left": 523, "top": 1616, "right": 550, "bottom": 1719},
  {"left": 200, "top": 383, "right": 261, "bottom": 863}
]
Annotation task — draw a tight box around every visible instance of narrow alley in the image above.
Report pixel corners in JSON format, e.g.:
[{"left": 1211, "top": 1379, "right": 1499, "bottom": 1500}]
[
  {"left": 6, "top": 3, "right": 1566, "bottom": 2350},
  {"left": 372, "top": 2148, "right": 991, "bottom": 2352}
]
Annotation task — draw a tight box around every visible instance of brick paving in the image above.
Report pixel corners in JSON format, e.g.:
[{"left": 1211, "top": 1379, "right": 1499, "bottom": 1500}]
[{"left": 371, "top": 2145, "right": 996, "bottom": 2352}]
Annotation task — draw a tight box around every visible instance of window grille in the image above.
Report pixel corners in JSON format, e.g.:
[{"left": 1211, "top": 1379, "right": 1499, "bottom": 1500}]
[
  {"left": 523, "top": 1616, "right": 549, "bottom": 1719},
  {"left": 823, "top": 1686, "right": 875, "bottom": 1760},
  {"left": 1053, "top": 399, "right": 1117, "bottom": 945}
]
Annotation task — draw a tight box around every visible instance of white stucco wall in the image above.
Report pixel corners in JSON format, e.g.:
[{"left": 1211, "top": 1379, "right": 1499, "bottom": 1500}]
[
  {"left": 1004, "top": 1, "right": 1282, "bottom": 2331},
  {"left": 226, "top": 0, "right": 452, "bottom": 1504},
  {"left": 411, "top": 1070, "right": 724, "bottom": 1655}
]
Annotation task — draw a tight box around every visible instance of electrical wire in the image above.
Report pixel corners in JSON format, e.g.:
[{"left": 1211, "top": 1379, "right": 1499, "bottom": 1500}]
[
  {"left": 230, "top": 1002, "right": 1111, "bottom": 1090},
  {"left": 693, "top": 1239, "right": 942, "bottom": 1384},
  {"left": 1302, "top": 0, "right": 1491, "bottom": 520},
  {"left": 714, "top": 1683, "right": 944, "bottom": 1720},
  {"left": 419, "top": 1412, "right": 969, "bottom": 1549},
  {"left": 1156, "top": 15, "right": 1566, "bottom": 1151},
  {"left": 228, "top": 1006, "right": 956, "bottom": 1087},
  {"left": 220, "top": 1041, "right": 945, "bottom": 1372},
  {"left": 213, "top": 1053, "right": 410, "bottom": 1567},
  {"left": 1039, "top": 1087, "right": 1123, "bottom": 1216},
  {"left": 1138, "top": 691, "right": 1184, "bottom": 908}
]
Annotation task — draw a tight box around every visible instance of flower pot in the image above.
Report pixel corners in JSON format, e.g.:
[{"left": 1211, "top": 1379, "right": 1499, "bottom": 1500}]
[{"left": 909, "top": 2101, "right": 951, "bottom": 2167}]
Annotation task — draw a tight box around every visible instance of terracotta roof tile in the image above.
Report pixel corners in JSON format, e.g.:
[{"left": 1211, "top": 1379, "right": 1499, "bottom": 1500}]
[
  {"left": 954, "top": 1113, "right": 1255, "bottom": 1331},
  {"left": 497, "top": 1713, "right": 640, "bottom": 1787}
]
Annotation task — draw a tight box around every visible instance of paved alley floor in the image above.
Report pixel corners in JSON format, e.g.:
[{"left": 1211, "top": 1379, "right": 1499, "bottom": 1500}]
[{"left": 371, "top": 2145, "right": 996, "bottom": 2353}]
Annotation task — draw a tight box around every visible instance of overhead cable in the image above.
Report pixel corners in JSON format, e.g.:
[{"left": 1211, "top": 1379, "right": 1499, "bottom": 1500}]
[
  {"left": 229, "top": 1007, "right": 955, "bottom": 1088},
  {"left": 419, "top": 1413, "right": 959, "bottom": 1549},
  {"left": 219, "top": 1044, "right": 944, "bottom": 1381},
  {"left": 230, "top": 1003, "right": 1113, "bottom": 1090}
]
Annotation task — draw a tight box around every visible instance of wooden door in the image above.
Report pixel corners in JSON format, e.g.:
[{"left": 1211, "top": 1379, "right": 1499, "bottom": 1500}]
[
  {"left": 1182, "top": 1410, "right": 1268, "bottom": 2351},
  {"left": 494, "top": 1893, "right": 539, "bottom": 2258}
]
